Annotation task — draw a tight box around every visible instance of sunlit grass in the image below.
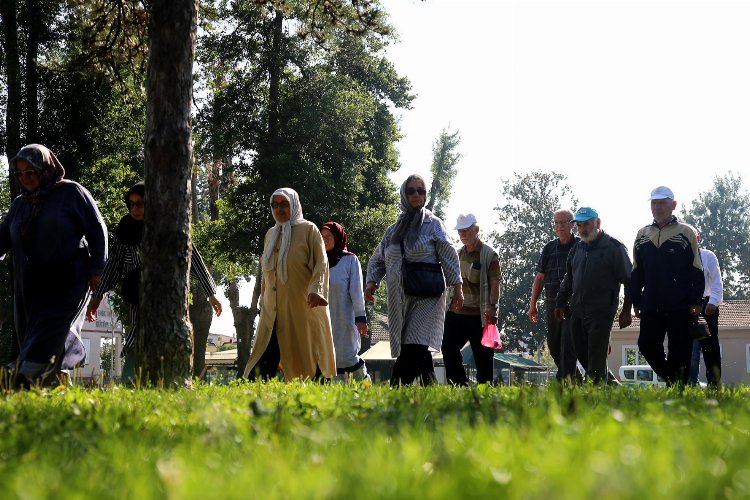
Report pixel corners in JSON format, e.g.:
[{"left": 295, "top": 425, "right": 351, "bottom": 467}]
[{"left": 1, "top": 382, "right": 749, "bottom": 499}]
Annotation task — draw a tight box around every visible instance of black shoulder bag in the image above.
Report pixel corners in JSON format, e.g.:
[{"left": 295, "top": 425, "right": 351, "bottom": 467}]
[{"left": 400, "top": 239, "right": 446, "bottom": 298}]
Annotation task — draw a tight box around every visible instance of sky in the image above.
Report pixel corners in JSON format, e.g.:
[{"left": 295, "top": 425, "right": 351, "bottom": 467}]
[
  {"left": 211, "top": 0, "right": 750, "bottom": 336},
  {"left": 379, "top": 0, "right": 750, "bottom": 244}
]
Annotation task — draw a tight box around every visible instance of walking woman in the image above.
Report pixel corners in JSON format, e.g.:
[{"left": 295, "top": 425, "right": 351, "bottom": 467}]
[
  {"left": 243, "top": 188, "right": 336, "bottom": 381},
  {"left": 321, "top": 221, "right": 370, "bottom": 383},
  {"left": 86, "top": 182, "right": 222, "bottom": 381},
  {"left": 364, "top": 174, "right": 462, "bottom": 386},
  {"left": 1, "top": 144, "right": 107, "bottom": 387}
]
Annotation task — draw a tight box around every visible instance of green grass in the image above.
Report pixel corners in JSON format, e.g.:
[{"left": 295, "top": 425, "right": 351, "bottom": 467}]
[{"left": 1, "top": 382, "right": 749, "bottom": 499}]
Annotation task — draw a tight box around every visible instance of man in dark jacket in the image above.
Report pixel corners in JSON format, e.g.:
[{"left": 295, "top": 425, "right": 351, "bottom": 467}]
[
  {"left": 630, "top": 186, "right": 704, "bottom": 385},
  {"left": 554, "top": 207, "right": 632, "bottom": 383}
]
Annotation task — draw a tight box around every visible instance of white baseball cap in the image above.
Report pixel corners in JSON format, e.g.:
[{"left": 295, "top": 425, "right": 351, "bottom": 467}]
[
  {"left": 649, "top": 186, "right": 674, "bottom": 200},
  {"left": 454, "top": 213, "right": 477, "bottom": 230}
]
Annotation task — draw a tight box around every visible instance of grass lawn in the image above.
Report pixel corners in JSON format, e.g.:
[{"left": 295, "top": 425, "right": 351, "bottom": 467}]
[{"left": 1, "top": 382, "right": 749, "bottom": 499}]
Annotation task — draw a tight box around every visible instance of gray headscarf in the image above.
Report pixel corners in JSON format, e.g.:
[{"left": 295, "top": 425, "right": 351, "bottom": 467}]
[
  {"left": 261, "top": 187, "right": 304, "bottom": 284},
  {"left": 391, "top": 174, "right": 430, "bottom": 248}
]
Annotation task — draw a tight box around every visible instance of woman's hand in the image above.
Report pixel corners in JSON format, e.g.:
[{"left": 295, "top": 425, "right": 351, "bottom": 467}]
[
  {"left": 208, "top": 295, "right": 223, "bottom": 316},
  {"left": 307, "top": 293, "right": 325, "bottom": 308},
  {"left": 356, "top": 322, "right": 368, "bottom": 335},
  {"left": 364, "top": 281, "right": 377, "bottom": 302},
  {"left": 86, "top": 297, "right": 102, "bottom": 322}
]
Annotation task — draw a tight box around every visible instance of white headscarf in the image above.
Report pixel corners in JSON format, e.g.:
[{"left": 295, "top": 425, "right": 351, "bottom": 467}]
[{"left": 261, "top": 187, "right": 304, "bottom": 284}]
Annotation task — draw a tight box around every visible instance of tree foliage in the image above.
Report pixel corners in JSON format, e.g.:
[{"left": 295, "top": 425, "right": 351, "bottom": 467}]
[
  {"left": 490, "top": 171, "right": 578, "bottom": 355},
  {"left": 681, "top": 171, "right": 750, "bottom": 299},
  {"left": 425, "top": 127, "right": 460, "bottom": 220}
]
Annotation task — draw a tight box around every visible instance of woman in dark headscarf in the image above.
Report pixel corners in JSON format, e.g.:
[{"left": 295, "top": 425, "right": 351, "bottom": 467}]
[
  {"left": 364, "top": 174, "right": 463, "bottom": 386},
  {"left": 320, "top": 221, "right": 370, "bottom": 383},
  {"left": 86, "top": 182, "right": 222, "bottom": 382},
  {"left": 0, "top": 144, "right": 107, "bottom": 387}
]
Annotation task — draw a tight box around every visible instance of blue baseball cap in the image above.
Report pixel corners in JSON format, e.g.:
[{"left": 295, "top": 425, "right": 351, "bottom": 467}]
[{"left": 571, "top": 207, "right": 599, "bottom": 222}]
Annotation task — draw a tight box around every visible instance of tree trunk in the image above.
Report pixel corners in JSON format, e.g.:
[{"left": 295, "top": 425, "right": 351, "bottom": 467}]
[
  {"left": 1, "top": 0, "right": 22, "bottom": 163},
  {"left": 138, "top": 0, "right": 198, "bottom": 387},
  {"left": 22, "top": 0, "right": 39, "bottom": 142},
  {"left": 229, "top": 276, "right": 254, "bottom": 378}
]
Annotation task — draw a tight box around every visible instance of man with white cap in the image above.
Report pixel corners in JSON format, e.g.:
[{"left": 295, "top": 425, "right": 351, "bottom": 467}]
[
  {"left": 441, "top": 213, "right": 501, "bottom": 385},
  {"left": 630, "top": 186, "right": 704, "bottom": 385},
  {"left": 554, "top": 207, "right": 632, "bottom": 383}
]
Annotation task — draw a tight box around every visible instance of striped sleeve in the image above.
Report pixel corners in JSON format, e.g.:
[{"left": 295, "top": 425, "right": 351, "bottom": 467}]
[
  {"left": 190, "top": 243, "right": 218, "bottom": 296},
  {"left": 93, "top": 238, "right": 127, "bottom": 299}
]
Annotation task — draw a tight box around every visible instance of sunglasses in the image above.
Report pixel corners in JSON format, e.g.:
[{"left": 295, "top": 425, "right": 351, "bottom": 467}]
[
  {"left": 270, "top": 201, "right": 290, "bottom": 209},
  {"left": 405, "top": 187, "right": 426, "bottom": 196},
  {"left": 15, "top": 169, "right": 38, "bottom": 179}
]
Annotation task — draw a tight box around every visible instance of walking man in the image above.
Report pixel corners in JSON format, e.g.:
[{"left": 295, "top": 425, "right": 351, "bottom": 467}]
[
  {"left": 554, "top": 207, "right": 632, "bottom": 383},
  {"left": 630, "top": 186, "right": 704, "bottom": 385},
  {"left": 528, "top": 209, "right": 579, "bottom": 381},
  {"left": 689, "top": 234, "right": 723, "bottom": 386},
  {"left": 442, "top": 213, "right": 501, "bottom": 385}
]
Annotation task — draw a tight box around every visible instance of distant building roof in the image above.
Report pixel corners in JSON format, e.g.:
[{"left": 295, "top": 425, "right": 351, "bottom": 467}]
[{"left": 613, "top": 299, "right": 750, "bottom": 329}]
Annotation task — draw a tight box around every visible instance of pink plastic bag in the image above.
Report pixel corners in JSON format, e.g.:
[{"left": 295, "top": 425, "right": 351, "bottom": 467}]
[{"left": 481, "top": 314, "right": 502, "bottom": 350}]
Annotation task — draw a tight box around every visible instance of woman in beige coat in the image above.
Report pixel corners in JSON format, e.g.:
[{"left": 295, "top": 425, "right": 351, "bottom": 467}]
[{"left": 243, "top": 187, "right": 336, "bottom": 381}]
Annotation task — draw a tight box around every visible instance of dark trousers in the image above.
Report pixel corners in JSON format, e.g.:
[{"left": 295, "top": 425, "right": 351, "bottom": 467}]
[
  {"left": 689, "top": 300, "right": 721, "bottom": 386},
  {"left": 638, "top": 309, "right": 693, "bottom": 385},
  {"left": 568, "top": 309, "right": 614, "bottom": 384},
  {"left": 248, "top": 324, "right": 325, "bottom": 382},
  {"left": 545, "top": 303, "right": 577, "bottom": 380},
  {"left": 390, "top": 344, "right": 435, "bottom": 386},
  {"left": 441, "top": 311, "right": 495, "bottom": 385}
]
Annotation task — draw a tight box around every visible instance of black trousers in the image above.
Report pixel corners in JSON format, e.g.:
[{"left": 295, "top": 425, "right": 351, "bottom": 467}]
[
  {"left": 567, "top": 308, "right": 615, "bottom": 384},
  {"left": 690, "top": 299, "right": 721, "bottom": 386},
  {"left": 638, "top": 309, "right": 693, "bottom": 385},
  {"left": 545, "top": 303, "right": 577, "bottom": 380},
  {"left": 390, "top": 344, "right": 435, "bottom": 386},
  {"left": 441, "top": 311, "right": 494, "bottom": 385},
  {"left": 248, "top": 323, "right": 325, "bottom": 382}
]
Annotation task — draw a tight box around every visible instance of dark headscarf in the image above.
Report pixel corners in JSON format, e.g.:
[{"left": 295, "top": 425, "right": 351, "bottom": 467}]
[
  {"left": 10, "top": 144, "right": 67, "bottom": 240},
  {"left": 116, "top": 182, "right": 145, "bottom": 245},
  {"left": 321, "top": 221, "right": 353, "bottom": 268},
  {"left": 390, "top": 174, "right": 430, "bottom": 248}
]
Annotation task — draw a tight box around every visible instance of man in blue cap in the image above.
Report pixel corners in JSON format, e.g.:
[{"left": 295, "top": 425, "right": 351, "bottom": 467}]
[
  {"left": 630, "top": 186, "right": 704, "bottom": 385},
  {"left": 554, "top": 207, "right": 633, "bottom": 383}
]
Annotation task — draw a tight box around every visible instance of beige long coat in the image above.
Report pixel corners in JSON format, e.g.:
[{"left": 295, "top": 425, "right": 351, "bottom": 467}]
[{"left": 244, "top": 220, "right": 336, "bottom": 380}]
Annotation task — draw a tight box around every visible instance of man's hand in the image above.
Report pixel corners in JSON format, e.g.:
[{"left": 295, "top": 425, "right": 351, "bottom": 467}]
[
  {"left": 528, "top": 302, "right": 539, "bottom": 323},
  {"left": 554, "top": 307, "right": 566, "bottom": 321},
  {"left": 705, "top": 303, "right": 718, "bottom": 315},
  {"left": 689, "top": 304, "right": 702, "bottom": 316},
  {"left": 88, "top": 274, "right": 101, "bottom": 292},
  {"left": 86, "top": 297, "right": 102, "bottom": 322}
]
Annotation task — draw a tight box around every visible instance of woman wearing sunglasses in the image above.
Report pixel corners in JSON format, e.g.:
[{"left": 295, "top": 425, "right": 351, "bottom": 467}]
[
  {"left": 243, "top": 187, "right": 336, "bottom": 381},
  {"left": 1, "top": 144, "right": 107, "bottom": 387},
  {"left": 85, "top": 182, "right": 222, "bottom": 382},
  {"left": 365, "top": 174, "right": 462, "bottom": 385}
]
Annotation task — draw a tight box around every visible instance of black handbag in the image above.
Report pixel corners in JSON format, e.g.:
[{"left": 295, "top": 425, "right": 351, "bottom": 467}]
[
  {"left": 400, "top": 240, "right": 446, "bottom": 298},
  {"left": 688, "top": 316, "right": 710, "bottom": 340}
]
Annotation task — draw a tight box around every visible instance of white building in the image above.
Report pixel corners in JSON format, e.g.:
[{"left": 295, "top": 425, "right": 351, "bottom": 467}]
[{"left": 79, "top": 297, "right": 124, "bottom": 382}]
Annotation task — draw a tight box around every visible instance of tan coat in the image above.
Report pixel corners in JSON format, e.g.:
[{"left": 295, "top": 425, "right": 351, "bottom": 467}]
[{"left": 244, "top": 220, "right": 336, "bottom": 380}]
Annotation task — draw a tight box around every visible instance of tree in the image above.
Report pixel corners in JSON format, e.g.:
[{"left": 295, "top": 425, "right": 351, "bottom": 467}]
[
  {"left": 425, "top": 127, "right": 461, "bottom": 220},
  {"left": 681, "top": 171, "right": 750, "bottom": 299},
  {"left": 137, "top": 0, "right": 198, "bottom": 387},
  {"left": 490, "top": 171, "right": 577, "bottom": 354}
]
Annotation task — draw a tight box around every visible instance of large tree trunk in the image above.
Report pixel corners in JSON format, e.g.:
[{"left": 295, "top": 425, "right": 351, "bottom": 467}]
[
  {"left": 22, "top": 0, "right": 39, "bottom": 142},
  {"left": 0, "top": 0, "right": 21, "bottom": 366},
  {"left": 1, "top": 0, "right": 22, "bottom": 162},
  {"left": 138, "top": 0, "right": 198, "bottom": 387}
]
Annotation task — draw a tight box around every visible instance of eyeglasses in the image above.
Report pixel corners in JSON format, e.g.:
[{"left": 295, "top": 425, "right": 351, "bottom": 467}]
[
  {"left": 129, "top": 201, "right": 145, "bottom": 209},
  {"left": 15, "top": 169, "right": 38, "bottom": 179},
  {"left": 553, "top": 221, "right": 572, "bottom": 227},
  {"left": 270, "top": 201, "right": 290, "bottom": 209},
  {"left": 405, "top": 187, "right": 426, "bottom": 196}
]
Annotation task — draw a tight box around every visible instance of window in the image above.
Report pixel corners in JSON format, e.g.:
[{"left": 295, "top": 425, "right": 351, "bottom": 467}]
[
  {"left": 746, "top": 345, "right": 750, "bottom": 373},
  {"left": 623, "top": 345, "right": 642, "bottom": 366},
  {"left": 637, "top": 369, "right": 654, "bottom": 382},
  {"left": 83, "top": 338, "right": 91, "bottom": 366},
  {"left": 622, "top": 369, "right": 635, "bottom": 381}
]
